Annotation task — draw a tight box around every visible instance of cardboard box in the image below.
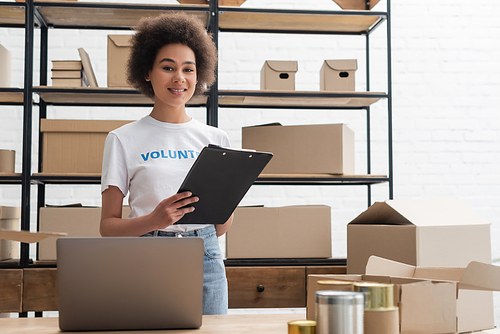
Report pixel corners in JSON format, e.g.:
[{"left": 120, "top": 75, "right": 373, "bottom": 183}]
[
  {"left": 0, "top": 44, "right": 11, "bottom": 87},
  {"left": 260, "top": 60, "right": 298, "bottom": 90},
  {"left": 347, "top": 198, "right": 491, "bottom": 274},
  {"left": 38, "top": 206, "right": 131, "bottom": 260},
  {"left": 320, "top": 59, "right": 357, "bottom": 91},
  {"left": 307, "top": 256, "right": 500, "bottom": 333},
  {"left": 242, "top": 123, "right": 354, "bottom": 174},
  {"left": 0, "top": 149, "right": 15, "bottom": 173},
  {"left": 107, "top": 34, "right": 133, "bottom": 88},
  {"left": 0, "top": 206, "right": 21, "bottom": 260},
  {"left": 226, "top": 205, "right": 331, "bottom": 258},
  {"left": 40, "top": 119, "right": 131, "bottom": 173}
]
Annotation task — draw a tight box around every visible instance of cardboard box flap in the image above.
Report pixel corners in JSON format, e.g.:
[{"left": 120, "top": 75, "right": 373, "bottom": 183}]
[
  {"left": 349, "top": 198, "right": 489, "bottom": 227},
  {"left": 0, "top": 229, "right": 67, "bottom": 243},
  {"left": 324, "top": 59, "right": 358, "bottom": 71},
  {"left": 266, "top": 61, "right": 298, "bottom": 73},
  {"left": 41, "top": 119, "right": 131, "bottom": 133},
  {"left": 108, "top": 34, "right": 133, "bottom": 47},
  {"left": 365, "top": 255, "right": 416, "bottom": 276},
  {"left": 459, "top": 261, "right": 500, "bottom": 292},
  {"left": 245, "top": 122, "right": 282, "bottom": 129},
  {"left": 0, "top": 206, "right": 21, "bottom": 219},
  {"left": 367, "top": 256, "right": 500, "bottom": 292},
  {"left": 349, "top": 201, "right": 413, "bottom": 226}
]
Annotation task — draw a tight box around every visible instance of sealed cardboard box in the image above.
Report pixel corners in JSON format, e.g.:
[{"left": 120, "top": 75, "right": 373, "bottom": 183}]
[
  {"left": 307, "top": 256, "right": 500, "bottom": 333},
  {"left": 40, "top": 119, "right": 131, "bottom": 173},
  {"left": 107, "top": 34, "right": 133, "bottom": 88},
  {"left": 38, "top": 206, "right": 131, "bottom": 260},
  {"left": 226, "top": 205, "right": 331, "bottom": 258},
  {"left": 0, "top": 44, "right": 11, "bottom": 87},
  {"left": 0, "top": 206, "right": 21, "bottom": 260},
  {"left": 320, "top": 59, "right": 357, "bottom": 91},
  {"left": 347, "top": 197, "right": 491, "bottom": 274},
  {"left": 0, "top": 149, "right": 15, "bottom": 173},
  {"left": 242, "top": 123, "right": 354, "bottom": 174},
  {"left": 260, "top": 60, "right": 298, "bottom": 90}
]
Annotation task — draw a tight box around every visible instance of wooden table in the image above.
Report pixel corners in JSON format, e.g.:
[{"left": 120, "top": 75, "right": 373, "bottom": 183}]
[
  {"left": 1, "top": 313, "right": 499, "bottom": 333},
  {"left": 0, "top": 313, "right": 304, "bottom": 333}
]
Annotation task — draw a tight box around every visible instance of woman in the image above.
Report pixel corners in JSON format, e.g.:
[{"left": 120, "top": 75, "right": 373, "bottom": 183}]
[{"left": 100, "top": 12, "right": 232, "bottom": 315}]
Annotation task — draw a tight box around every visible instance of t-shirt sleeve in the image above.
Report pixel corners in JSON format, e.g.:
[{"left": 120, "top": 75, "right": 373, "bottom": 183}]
[{"left": 101, "top": 132, "right": 129, "bottom": 196}]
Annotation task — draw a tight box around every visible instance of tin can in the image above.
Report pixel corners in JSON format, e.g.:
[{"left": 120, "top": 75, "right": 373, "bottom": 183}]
[
  {"left": 353, "top": 282, "right": 399, "bottom": 334},
  {"left": 315, "top": 290, "right": 364, "bottom": 334},
  {"left": 288, "top": 320, "right": 316, "bottom": 334}
]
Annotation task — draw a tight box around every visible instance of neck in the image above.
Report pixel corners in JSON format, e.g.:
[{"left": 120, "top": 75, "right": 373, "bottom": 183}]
[{"left": 149, "top": 105, "right": 191, "bottom": 124}]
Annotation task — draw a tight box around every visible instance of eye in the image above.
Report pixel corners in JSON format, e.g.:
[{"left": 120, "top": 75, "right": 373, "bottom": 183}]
[{"left": 163, "top": 66, "right": 174, "bottom": 71}]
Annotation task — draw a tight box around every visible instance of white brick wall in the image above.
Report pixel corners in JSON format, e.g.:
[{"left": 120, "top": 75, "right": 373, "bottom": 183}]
[{"left": 1, "top": 0, "right": 500, "bottom": 322}]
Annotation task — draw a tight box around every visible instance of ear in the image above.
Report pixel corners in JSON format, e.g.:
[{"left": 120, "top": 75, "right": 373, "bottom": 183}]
[{"left": 145, "top": 71, "right": 151, "bottom": 82}]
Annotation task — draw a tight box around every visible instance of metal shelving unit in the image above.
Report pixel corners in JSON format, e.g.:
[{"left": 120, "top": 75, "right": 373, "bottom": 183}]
[{"left": 2, "top": 0, "right": 392, "bottom": 275}]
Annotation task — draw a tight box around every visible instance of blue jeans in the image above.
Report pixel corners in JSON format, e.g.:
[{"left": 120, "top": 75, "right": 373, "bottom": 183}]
[{"left": 142, "top": 225, "right": 228, "bottom": 315}]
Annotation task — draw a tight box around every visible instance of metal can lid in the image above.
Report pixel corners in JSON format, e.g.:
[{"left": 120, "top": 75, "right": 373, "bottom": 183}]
[
  {"left": 315, "top": 290, "right": 364, "bottom": 305},
  {"left": 288, "top": 320, "right": 316, "bottom": 334}
]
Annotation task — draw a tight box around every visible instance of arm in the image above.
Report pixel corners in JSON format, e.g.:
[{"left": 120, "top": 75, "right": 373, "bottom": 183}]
[
  {"left": 215, "top": 213, "right": 233, "bottom": 237},
  {"left": 100, "top": 185, "right": 199, "bottom": 237}
]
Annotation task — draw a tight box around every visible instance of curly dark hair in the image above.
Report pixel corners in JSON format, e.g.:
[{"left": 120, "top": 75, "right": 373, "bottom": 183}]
[{"left": 127, "top": 12, "right": 217, "bottom": 98}]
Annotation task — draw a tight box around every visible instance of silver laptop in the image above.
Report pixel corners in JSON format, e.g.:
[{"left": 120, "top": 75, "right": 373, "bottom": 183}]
[{"left": 57, "top": 237, "right": 204, "bottom": 331}]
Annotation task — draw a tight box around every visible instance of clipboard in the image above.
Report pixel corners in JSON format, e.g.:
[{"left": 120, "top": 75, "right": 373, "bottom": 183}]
[{"left": 175, "top": 145, "right": 273, "bottom": 225}]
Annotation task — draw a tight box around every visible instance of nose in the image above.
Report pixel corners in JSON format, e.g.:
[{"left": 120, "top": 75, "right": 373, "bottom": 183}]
[{"left": 172, "top": 70, "right": 185, "bottom": 83}]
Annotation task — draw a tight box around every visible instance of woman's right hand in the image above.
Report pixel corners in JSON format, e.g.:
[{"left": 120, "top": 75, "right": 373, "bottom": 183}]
[{"left": 148, "top": 191, "right": 199, "bottom": 230}]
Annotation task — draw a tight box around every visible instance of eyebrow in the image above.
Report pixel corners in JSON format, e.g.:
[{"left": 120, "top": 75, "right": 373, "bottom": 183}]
[{"left": 159, "top": 58, "right": 196, "bottom": 66}]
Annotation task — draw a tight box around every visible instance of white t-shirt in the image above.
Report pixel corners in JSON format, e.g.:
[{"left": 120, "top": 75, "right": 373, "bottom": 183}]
[{"left": 101, "top": 115, "right": 231, "bottom": 232}]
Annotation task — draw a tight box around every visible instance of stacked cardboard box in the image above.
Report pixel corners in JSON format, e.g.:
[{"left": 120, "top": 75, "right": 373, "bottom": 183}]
[
  {"left": 242, "top": 123, "right": 354, "bottom": 175},
  {"left": 38, "top": 206, "right": 131, "bottom": 261},
  {"left": 40, "top": 119, "right": 131, "bottom": 173},
  {"left": 51, "top": 60, "right": 84, "bottom": 87},
  {"left": 226, "top": 205, "right": 331, "bottom": 259}
]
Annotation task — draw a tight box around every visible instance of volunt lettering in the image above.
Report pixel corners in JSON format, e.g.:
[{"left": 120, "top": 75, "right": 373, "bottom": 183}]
[{"left": 140, "top": 149, "right": 200, "bottom": 162}]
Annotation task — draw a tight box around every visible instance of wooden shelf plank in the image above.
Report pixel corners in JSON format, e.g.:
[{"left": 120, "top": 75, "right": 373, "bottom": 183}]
[
  {"left": 31, "top": 172, "right": 388, "bottom": 186},
  {"left": 35, "top": 87, "right": 207, "bottom": 106},
  {"left": 219, "top": 90, "right": 383, "bottom": 108},
  {"left": 37, "top": 3, "right": 209, "bottom": 28},
  {"left": 219, "top": 10, "right": 381, "bottom": 33},
  {"left": 0, "top": 5, "right": 25, "bottom": 26},
  {"left": 0, "top": 92, "right": 24, "bottom": 104}
]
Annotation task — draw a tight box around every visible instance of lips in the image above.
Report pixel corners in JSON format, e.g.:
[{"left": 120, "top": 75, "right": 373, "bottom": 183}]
[{"left": 169, "top": 88, "right": 187, "bottom": 92}]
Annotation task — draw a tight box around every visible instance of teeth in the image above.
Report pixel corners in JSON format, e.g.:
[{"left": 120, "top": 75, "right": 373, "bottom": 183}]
[{"left": 171, "top": 89, "right": 184, "bottom": 92}]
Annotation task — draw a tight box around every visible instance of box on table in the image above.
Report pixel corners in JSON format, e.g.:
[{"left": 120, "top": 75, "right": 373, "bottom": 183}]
[
  {"left": 347, "top": 197, "right": 491, "bottom": 274},
  {"left": 307, "top": 256, "right": 500, "bottom": 333},
  {"left": 242, "top": 123, "right": 354, "bottom": 174},
  {"left": 38, "top": 206, "right": 131, "bottom": 261},
  {"left": 226, "top": 205, "right": 331, "bottom": 258},
  {"left": 107, "top": 35, "right": 133, "bottom": 88},
  {"left": 320, "top": 59, "right": 357, "bottom": 91},
  {"left": 260, "top": 60, "right": 298, "bottom": 90},
  {"left": 0, "top": 44, "right": 11, "bottom": 87},
  {"left": 0, "top": 206, "right": 21, "bottom": 260},
  {"left": 40, "top": 119, "right": 131, "bottom": 173}
]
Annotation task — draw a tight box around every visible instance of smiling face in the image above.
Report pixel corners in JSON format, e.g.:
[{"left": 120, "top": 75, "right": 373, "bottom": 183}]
[{"left": 146, "top": 43, "right": 197, "bottom": 112}]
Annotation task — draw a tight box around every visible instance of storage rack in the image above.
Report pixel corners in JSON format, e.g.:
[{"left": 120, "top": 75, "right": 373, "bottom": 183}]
[{"left": 0, "top": 0, "right": 392, "bottom": 313}]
